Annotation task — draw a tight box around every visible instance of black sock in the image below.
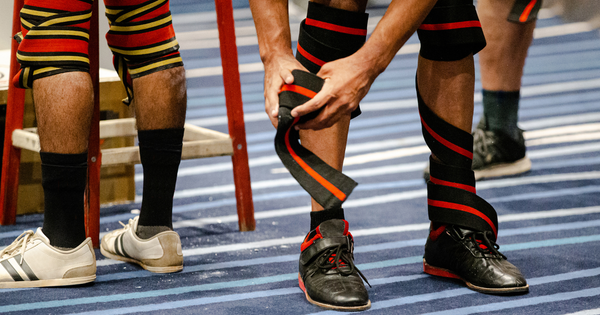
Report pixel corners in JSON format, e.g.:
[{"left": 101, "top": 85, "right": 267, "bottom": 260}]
[
  {"left": 137, "top": 128, "right": 184, "bottom": 235},
  {"left": 482, "top": 90, "right": 521, "bottom": 141},
  {"left": 40, "top": 152, "right": 88, "bottom": 249},
  {"left": 310, "top": 208, "right": 345, "bottom": 231}
]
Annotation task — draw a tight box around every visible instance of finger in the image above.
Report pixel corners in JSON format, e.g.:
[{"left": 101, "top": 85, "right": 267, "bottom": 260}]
[{"left": 291, "top": 88, "right": 331, "bottom": 118}]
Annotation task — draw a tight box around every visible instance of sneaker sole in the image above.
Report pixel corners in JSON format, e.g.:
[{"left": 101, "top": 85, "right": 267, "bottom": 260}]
[
  {"left": 0, "top": 275, "right": 95, "bottom": 289},
  {"left": 298, "top": 273, "right": 371, "bottom": 311},
  {"left": 474, "top": 156, "right": 532, "bottom": 180},
  {"left": 100, "top": 247, "right": 183, "bottom": 274},
  {"left": 423, "top": 259, "right": 529, "bottom": 294}
]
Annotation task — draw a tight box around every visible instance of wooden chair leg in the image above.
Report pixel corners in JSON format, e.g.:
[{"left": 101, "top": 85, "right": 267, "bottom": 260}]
[{"left": 215, "top": 0, "right": 255, "bottom": 232}]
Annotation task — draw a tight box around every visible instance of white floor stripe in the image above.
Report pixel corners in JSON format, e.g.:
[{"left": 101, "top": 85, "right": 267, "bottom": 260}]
[{"left": 563, "top": 308, "right": 600, "bottom": 315}]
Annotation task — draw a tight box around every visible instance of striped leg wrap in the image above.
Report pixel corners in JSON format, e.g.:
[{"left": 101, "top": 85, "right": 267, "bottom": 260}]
[
  {"left": 418, "top": 87, "right": 499, "bottom": 239},
  {"left": 508, "top": 0, "right": 543, "bottom": 23},
  {"left": 417, "top": 0, "right": 486, "bottom": 61},
  {"left": 105, "top": 0, "right": 183, "bottom": 104},
  {"left": 12, "top": 0, "right": 93, "bottom": 89},
  {"left": 275, "top": 70, "right": 357, "bottom": 210}
]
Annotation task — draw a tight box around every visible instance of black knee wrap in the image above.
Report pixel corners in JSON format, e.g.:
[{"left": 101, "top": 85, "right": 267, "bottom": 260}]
[
  {"left": 418, "top": 85, "right": 499, "bottom": 239},
  {"left": 296, "top": 2, "right": 368, "bottom": 118},
  {"left": 417, "top": 0, "right": 486, "bottom": 61}
]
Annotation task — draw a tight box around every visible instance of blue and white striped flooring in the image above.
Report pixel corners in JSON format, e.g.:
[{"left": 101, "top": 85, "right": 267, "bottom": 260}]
[{"left": 1, "top": 1, "right": 600, "bottom": 314}]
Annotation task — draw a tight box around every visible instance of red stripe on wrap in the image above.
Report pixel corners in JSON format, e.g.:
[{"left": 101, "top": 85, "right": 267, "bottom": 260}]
[
  {"left": 520, "top": 0, "right": 538, "bottom": 22},
  {"left": 285, "top": 117, "right": 347, "bottom": 203},
  {"left": 19, "top": 39, "right": 89, "bottom": 55},
  {"left": 419, "top": 20, "right": 481, "bottom": 31},
  {"left": 279, "top": 84, "right": 317, "bottom": 98},
  {"left": 420, "top": 116, "right": 473, "bottom": 160},
  {"left": 24, "top": 0, "right": 92, "bottom": 12},
  {"left": 297, "top": 45, "right": 325, "bottom": 67},
  {"left": 305, "top": 18, "right": 367, "bottom": 36},
  {"left": 429, "top": 176, "right": 476, "bottom": 194},
  {"left": 428, "top": 199, "right": 497, "bottom": 236}
]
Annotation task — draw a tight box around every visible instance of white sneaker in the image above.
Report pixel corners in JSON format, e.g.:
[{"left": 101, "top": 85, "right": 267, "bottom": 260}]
[
  {"left": 100, "top": 216, "right": 183, "bottom": 273},
  {"left": 0, "top": 229, "right": 96, "bottom": 288}
]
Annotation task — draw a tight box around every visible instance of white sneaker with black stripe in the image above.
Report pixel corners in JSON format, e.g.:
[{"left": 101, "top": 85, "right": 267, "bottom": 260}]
[
  {"left": 100, "top": 216, "right": 183, "bottom": 273},
  {"left": 0, "top": 229, "right": 96, "bottom": 288}
]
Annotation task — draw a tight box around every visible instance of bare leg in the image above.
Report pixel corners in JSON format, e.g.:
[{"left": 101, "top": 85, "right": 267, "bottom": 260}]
[
  {"left": 33, "top": 72, "right": 94, "bottom": 153},
  {"left": 33, "top": 71, "right": 93, "bottom": 248},
  {"left": 131, "top": 66, "right": 187, "bottom": 237},
  {"left": 478, "top": 0, "right": 536, "bottom": 91},
  {"left": 132, "top": 66, "right": 187, "bottom": 130},
  {"left": 417, "top": 55, "right": 476, "bottom": 134}
]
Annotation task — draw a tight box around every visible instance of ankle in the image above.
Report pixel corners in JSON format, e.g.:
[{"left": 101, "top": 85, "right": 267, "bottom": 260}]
[{"left": 136, "top": 225, "right": 172, "bottom": 239}]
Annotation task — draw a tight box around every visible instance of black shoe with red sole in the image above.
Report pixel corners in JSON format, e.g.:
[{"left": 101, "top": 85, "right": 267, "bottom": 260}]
[
  {"left": 298, "top": 219, "right": 371, "bottom": 310},
  {"left": 423, "top": 224, "right": 529, "bottom": 294}
]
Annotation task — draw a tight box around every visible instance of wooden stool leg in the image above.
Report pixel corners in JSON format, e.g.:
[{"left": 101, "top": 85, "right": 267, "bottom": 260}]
[
  {"left": 215, "top": 0, "right": 255, "bottom": 232},
  {"left": 0, "top": 0, "right": 25, "bottom": 226},
  {"left": 86, "top": 0, "right": 101, "bottom": 247}
]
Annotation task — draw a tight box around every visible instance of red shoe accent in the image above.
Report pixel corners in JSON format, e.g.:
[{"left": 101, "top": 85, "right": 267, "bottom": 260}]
[{"left": 423, "top": 260, "right": 461, "bottom": 280}]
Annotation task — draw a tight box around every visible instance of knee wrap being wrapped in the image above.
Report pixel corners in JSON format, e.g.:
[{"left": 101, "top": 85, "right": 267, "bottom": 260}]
[
  {"left": 295, "top": 2, "right": 368, "bottom": 118},
  {"left": 105, "top": 0, "right": 183, "bottom": 104},
  {"left": 417, "top": 0, "right": 486, "bottom": 61},
  {"left": 13, "top": 0, "right": 93, "bottom": 89}
]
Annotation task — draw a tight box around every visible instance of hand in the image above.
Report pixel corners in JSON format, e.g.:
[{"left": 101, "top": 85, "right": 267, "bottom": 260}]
[
  {"left": 262, "top": 54, "right": 307, "bottom": 128},
  {"left": 291, "top": 54, "right": 378, "bottom": 130}
]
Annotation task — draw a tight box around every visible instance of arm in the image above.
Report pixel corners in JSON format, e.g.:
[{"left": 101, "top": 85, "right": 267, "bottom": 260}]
[
  {"left": 292, "top": 0, "right": 437, "bottom": 130},
  {"left": 249, "top": 0, "right": 307, "bottom": 127}
]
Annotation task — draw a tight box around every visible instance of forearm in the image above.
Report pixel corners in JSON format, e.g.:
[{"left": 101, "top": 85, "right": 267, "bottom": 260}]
[
  {"left": 249, "top": 0, "right": 294, "bottom": 63},
  {"left": 357, "top": 0, "right": 437, "bottom": 75}
]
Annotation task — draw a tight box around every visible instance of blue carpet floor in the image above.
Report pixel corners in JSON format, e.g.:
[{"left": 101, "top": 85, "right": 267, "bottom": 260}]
[{"left": 1, "top": 1, "right": 600, "bottom": 314}]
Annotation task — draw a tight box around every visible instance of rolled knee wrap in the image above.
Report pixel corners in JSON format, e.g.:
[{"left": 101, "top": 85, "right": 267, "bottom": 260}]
[
  {"left": 417, "top": 0, "right": 486, "bottom": 61},
  {"left": 417, "top": 84, "right": 499, "bottom": 239},
  {"left": 275, "top": 70, "right": 357, "bottom": 210},
  {"left": 13, "top": 0, "right": 93, "bottom": 89},
  {"left": 105, "top": 0, "right": 183, "bottom": 104}
]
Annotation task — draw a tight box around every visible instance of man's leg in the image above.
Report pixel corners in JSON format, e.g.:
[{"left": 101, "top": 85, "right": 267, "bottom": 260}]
[
  {"left": 472, "top": 0, "right": 537, "bottom": 179},
  {"left": 98, "top": 0, "right": 185, "bottom": 273},
  {"left": 132, "top": 67, "right": 186, "bottom": 239},
  {"left": 291, "top": 0, "right": 371, "bottom": 310},
  {"left": 416, "top": 0, "right": 528, "bottom": 294},
  {"left": 34, "top": 73, "right": 93, "bottom": 249},
  {"left": 0, "top": 0, "right": 98, "bottom": 289}
]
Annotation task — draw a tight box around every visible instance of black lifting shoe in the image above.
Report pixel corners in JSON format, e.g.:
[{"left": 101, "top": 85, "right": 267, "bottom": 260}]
[
  {"left": 299, "top": 219, "right": 371, "bottom": 311},
  {"left": 423, "top": 224, "right": 528, "bottom": 294}
]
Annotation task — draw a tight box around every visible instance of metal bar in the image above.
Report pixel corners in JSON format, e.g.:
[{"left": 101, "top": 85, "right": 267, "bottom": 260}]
[{"left": 215, "top": 0, "right": 255, "bottom": 232}]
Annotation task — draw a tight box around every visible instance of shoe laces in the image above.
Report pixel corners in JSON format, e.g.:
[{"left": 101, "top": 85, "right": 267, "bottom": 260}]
[
  {"left": 465, "top": 230, "right": 506, "bottom": 260},
  {"left": 310, "top": 243, "right": 371, "bottom": 287},
  {"left": 0, "top": 230, "right": 35, "bottom": 264},
  {"left": 119, "top": 218, "right": 135, "bottom": 229},
  {"left": 473, "top": 128, "right": 495, "bottom": 158}
]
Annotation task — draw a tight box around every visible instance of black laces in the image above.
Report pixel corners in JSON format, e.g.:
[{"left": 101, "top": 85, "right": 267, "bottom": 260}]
[
  {"left": 465, "top": 230, "right": 506, "bottom": 259},
  {"left": 310, "top": 243, "right": 371, "bottom": 287}
]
